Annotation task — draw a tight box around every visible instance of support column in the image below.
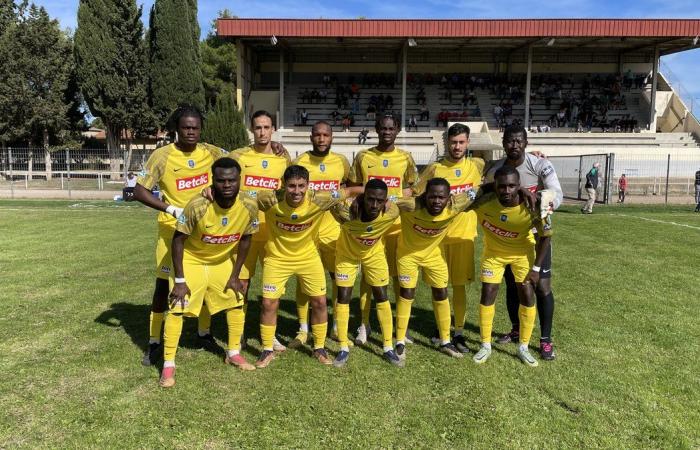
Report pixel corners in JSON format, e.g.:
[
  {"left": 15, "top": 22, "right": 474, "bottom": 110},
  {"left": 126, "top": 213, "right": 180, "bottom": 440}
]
[
  {"left": 649, "top": 46, "right": 659, "bottom": 132},
  {"left": 236, "top": 40, "right": 244, "bottom": 111},
  {"left": 401, "top": 43, "right": 407, "bottom": 130},
  {"left": 279, "top": 50, "right": 284, "bottom": 130},
  {"left": 524, "top": 45, "right": 533, "bottom": 129}
]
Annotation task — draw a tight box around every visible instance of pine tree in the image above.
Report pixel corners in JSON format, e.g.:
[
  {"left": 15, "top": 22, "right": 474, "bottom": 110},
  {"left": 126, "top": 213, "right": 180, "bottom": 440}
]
[
  {"left": 75, "top": 0, "right": 151, "bottom": 179},
  {"left": 201, "top": 9, "right": 237, "bottom": 107},
  {"left": 201, "top": 89, "right": 249, "bottom": 152},
  {"left": 148, "top": 0, "right": 205, "bottom": 126}
]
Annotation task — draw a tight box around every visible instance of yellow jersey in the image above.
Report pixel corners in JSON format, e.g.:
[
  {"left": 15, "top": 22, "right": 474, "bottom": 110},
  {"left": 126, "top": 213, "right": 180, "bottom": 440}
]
[
  {"left": 413, "top": 156, "right": 485, "bottom": 242},
  {"left": 472, "top": 196, "right": 553, "bottom": 256},
  {"left": 331, "top": 201, "right": 401, "bottom": 259},
  {"left": 137, "top": 142, "right": 227, "bottom": 227},
  {"left": 348, "top": 146, "right": 419, "bottom": 200},
  {"left": 293, "top": 150, "right": 351, "bottom": 244},
  {"left": 175, "top": 194, "right": 259, "bottom": 265},
  {"left": 228, "top": 146, "right": 291, "bottom": 242},
  {"left": 396, "top": 193, "right": 474, "bottom": 258},
  {"left": 256, "top": 189, "right": 346, "bottom": 260}
]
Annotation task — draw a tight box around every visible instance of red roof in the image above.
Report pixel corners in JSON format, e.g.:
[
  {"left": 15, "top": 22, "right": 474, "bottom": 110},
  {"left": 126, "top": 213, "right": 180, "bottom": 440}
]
[{"left": 217, "top": 19, "right": 700, "bottom": 38}]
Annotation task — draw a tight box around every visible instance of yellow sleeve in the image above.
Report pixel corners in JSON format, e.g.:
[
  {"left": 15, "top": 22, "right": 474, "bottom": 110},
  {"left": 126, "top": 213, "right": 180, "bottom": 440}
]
[
  {"left": 412, "top": 163, "right": 437, "bottom": 195},
  {"left": 340, "top": 154, "right": 352, "bottom": 183},
  {"left": 136, "top": 147, "right": 167, "bottom": 190},
  {"left": 330, "top": 198, "right": 353, "bottom": 223},
  {"left": 385, "top": 202, "right": 401, "bottom": 220},
  {"left": 403, "top": 151, "right": 419, "bottom": 188},
  {"left": 202, "top": 142, "right": 228, "bottom": 158},
  {"left": 311, "top": 190, "right": 346, "bottom": 211},
  {"left": 255, "top": 190, "right": 279, "bottom": 211},
  {"left": 395, "top": 197, "right": 416, "bottom": 212},
  {"left": 241, "top": 194, "right": 260, "bottom": 235},
  {"left": 228, "top": 148, "right": 246, "bottom": 162},
  {"left": 451, "top": 192, "right": 475, "bottom": 212},
  {"left": 176, "top": 197, "right": 208, "bottom": 235},
  {"left": 465, "top": 192, "right": 495, "bottom": 212},
  {"left": 472, "top": 157, "right": 486, "bottom": 176},
  {"left": 347, "top": 151, "right": 365, "bottom": 185},
  {"left": 535, "top": 213, "right": 554, "bottom": 237}
]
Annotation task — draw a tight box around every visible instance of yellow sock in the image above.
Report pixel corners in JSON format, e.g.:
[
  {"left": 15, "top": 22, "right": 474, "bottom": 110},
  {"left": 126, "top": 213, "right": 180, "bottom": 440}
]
[
  {"left": 198, "top": 303, "right": 211, "bottom": 334},
  {"left": 149, "top": 312, "right": 164, "bottom": 342},
  {"left": 226, "top": 307, "right": 245, "bottom": 351},
  {"left": 335, "top": 303, "right": 350, "bottom": 349},
  {"left": 163, "top": 313, "right": 183, "bottom": 362},
  {"left": 311, "top": 322, "right": 328, "bottom": 350},
  {"left": 479, "top": 304, "right": 496, "bottom": 344},
  {"left": 296, "top": 285, "right": 309, "bottom": 329},
  {"left": 395, "top": 297, "right": 413, "bottom": 342},
  {"left": 433, "top": 298, "right": 452, "bottom": 344},
  {"left": 453, "top": 285, "right": 467, "bottom": 331},
  {"left": 518, "top": 304, "right": 537, "bottom": 345},
  {"left": 375, "top": 301, "right": 394, "bottom": 349},
  {"left": 260, "top": 323, "right": 276, "bottom": 351},
  {"left": 359, "top": 279, "right": 372, "bottom": 325}
]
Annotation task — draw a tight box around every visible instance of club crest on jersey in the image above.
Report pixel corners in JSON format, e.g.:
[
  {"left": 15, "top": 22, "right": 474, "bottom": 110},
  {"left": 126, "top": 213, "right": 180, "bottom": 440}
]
[
  {"left": 177, "top": 214, "right": 187, "bottom": 224},
  {"left": 455, "top": 169, "right": 462, "bottom": 177},
  {"left": 319, "top": 163, "right": 326, "bottom": 172},
  {"left": 500, "top": 214, "right": 508, "bottom": 222},
  {"left": 262, "top": 160, "right": 268, "bottom": 169},
  {"left": 187, "top": 159, "right": 195, "bottom": 168},
  {"left": 388, "top": 195, "right": 397, "bottom": 202},
  {"left": 382, "top": 159, "right": 389, "bottom": 168},
  {"left": 291, "top": 213, "right": 298, "bottom": 220},
  {"left": 222, "top": 217, "right": 228, "bottom": 226},
  {"left": 331, "top": 190, "right": 340, "bottom": 199},
  {"left": 366, "top": 225, "right": 373, "bottom": 232}
]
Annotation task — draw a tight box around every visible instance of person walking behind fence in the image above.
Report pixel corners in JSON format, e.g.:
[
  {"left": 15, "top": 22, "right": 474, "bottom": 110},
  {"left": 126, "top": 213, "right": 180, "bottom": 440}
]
[
  {"left": 618, "top": 174, "right": 627, "bottom": 204},
  {"left": 694, "top": 168, "right": 700, "bottom": 212},
  {"left": 582, "top": 162, "right": 600, "bottom": 214}
]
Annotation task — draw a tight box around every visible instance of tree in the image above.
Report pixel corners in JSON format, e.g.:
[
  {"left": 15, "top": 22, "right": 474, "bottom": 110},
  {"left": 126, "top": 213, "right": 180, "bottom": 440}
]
[
  {"left": 0, "top": 0, "right": 16, "bottom": 35},
  {"left": 75, "top": 0, "right": 151, "bottom": 179},
  {"left": 148, "top": 0, "right": 205, "bottom": 126},
  {"left": 201, "top": 88, "right": 249, "bottom": 151},
  {"left": 200, "top": 9, "right": 237, "bottom": 107}
]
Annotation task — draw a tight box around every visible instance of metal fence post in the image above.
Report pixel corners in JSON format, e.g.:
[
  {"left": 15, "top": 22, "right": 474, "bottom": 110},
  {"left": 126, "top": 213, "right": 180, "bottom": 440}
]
[
  {"left": 66, "top": 149, "right": 72, "bottom": 199},
  {"left": 577, "top": 156, "right": 583, "bottom": 199},
  {"left": 664, "top": 153, "right": 670, "bottom": 205},
  {"left": 8, "top": 147, "right": 14, "bottom": 199}
]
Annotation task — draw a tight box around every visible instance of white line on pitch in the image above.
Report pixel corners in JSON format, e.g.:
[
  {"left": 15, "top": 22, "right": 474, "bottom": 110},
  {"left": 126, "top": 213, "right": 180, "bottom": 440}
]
[{"left": 608, "top": 213, "right": 700, "bottom": 231}]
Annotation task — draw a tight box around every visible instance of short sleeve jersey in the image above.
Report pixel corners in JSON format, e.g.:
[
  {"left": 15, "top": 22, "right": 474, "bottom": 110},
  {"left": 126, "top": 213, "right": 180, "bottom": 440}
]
[
  {"left": 397, "top": 193, "right": 474, "bottom": 259},
  {"left": 175, "top": 194, "right": 259, "bottom": 265},
  {"left": 228, "top": 146, "right": 291, "bottom": 241},
  {"left": 485, "top": 154, "right": 563, "bottom": 210},
  {"left": 348, "top": 147, "right": 419, "bottom": 200},
  {"left": 472, "top": 196, "right": 553, "bottom": 256},
  {"left": 332, "top": 201, "right": 401, "bottom": 259},
  {"left": 414, "top": 157, "right": 484, "bottom": 242},
  {"left": 256, "top": 189, "right": 346, "bottom": 260},
  {"left": 137, "top": 142, "right": 227, "bottom": 227}
]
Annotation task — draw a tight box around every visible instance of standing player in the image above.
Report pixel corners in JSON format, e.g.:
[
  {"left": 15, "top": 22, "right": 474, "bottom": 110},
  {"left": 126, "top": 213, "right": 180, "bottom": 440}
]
[
  {"left": 254, "top": 165, "right": 361, "bottom": 368},
  {"left": 160, "top": 158, "right": 258, "bottom": 387},
  {"left": 290, "top": 121, "right": 351, "bottom": 347},
  {"left": 347, "top": 113, "right": 419, "bottom": 345},
  {"left": 228, "top": 110, "right": 291, "bottom": 352},
  {"left": 471, "top": 166, "right": 553, "bottom": 367},
  {"left": 412, "top": 123, "right": 484, "bottom": 353},
  {"left": 484, "top": 125, "right": 563, "bottom": 360},
  {"left": 394, "top": 178, "right": 480, "bottom": 361},
  {"left": 134, "top": 106, "right": 226, "bottom": 366},
  {"left": 331, "top": 179, "right": 403, "bottom": 367}
]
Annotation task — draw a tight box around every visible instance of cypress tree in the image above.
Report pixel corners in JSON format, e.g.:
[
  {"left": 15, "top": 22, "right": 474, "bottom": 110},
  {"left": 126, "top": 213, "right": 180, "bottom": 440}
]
[
  {"left": 149, "top": 0, "right": 205, "bottom": 126},
  {"left": 201, "top": 89, "right": 249, "bottom": 152}
]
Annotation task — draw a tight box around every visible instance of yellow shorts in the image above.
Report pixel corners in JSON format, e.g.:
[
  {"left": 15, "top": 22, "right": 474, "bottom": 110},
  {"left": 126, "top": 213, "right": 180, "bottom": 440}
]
[
  {"left": 168, "top": 259, "right": 244, "bottom": 317},
  {"left": 397, "top": 246, "right": 448, "bottom": 289},
  {"left": 262, "top": 255, "right": 327, "bottom": 300},
  {"left": 335, "top": 250, "right": 390, "bottom": 288},
  {"left": 155, "top": 223, "right": 175, "bottom": 279},
  {"left": 241, "top": 239, "right": 265, "bottom": 279},
  {"left": 443, "top": 239, "right": 475, "bottom": 286},
  {"left": 480, "top": 251, "right": 534, "bottom": 284},
  {"left": 318, "top": 240, "right": 337, "bottom": 273}
]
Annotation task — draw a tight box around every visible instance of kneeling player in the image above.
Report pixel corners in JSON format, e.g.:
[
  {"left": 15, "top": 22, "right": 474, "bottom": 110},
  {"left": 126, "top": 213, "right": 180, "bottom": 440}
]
[
  {"left": 254, "top": 165, "right": 360, "bottom": 368},
  {"left": 331, "top": 179, "right": 403, "bottom": 367},
  {"left": 471, "top": 165, "right": 553, "bottom": 367},
  {"left": 394, "top": 178, "right": 478, "bottom": 361},
  {"left": 160, "top": 158, "right": 259, "bottom": 387}
]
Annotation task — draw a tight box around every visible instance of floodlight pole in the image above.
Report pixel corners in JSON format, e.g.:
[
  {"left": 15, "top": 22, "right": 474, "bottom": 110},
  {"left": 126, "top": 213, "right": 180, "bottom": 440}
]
[
  {"left": 649, "top": 46, "right": 660, "bottom": 132},
  {"left": 524, "top": 44, "right": 533, "bottom": 129},
  {"left": 279, "top": 50, "right": 284, "bottom": 130},
  {"left": 401, "top": 43, "right": 407, "bottom": 131}
]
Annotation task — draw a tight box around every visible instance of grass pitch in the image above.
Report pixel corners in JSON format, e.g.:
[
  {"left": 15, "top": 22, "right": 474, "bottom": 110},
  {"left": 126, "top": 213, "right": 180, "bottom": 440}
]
[{"left": 0, "top": 200, "right": 698, "bottom": 448}]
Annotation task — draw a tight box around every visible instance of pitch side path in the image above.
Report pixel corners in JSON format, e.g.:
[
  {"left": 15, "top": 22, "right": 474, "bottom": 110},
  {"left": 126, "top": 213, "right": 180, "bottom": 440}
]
[{"left": 0, "top": 200, "right": 698, "bottom": 448}]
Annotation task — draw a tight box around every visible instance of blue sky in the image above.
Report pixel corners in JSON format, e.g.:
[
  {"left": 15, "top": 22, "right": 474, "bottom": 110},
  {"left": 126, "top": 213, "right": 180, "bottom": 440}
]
[{"left": 36, "top": 0, "right": 700, "bottom": 104}]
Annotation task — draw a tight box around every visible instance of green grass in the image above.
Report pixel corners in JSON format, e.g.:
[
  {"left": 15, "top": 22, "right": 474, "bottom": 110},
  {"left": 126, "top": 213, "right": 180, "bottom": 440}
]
[{"left": 0, "top": 200, "right": 698, "bottom": 448}]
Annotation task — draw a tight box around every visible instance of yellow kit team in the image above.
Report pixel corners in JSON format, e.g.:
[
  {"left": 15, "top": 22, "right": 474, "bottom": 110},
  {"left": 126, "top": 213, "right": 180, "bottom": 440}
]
[{"left": 136, "top": 111, "right": 556, "bottom": 385}]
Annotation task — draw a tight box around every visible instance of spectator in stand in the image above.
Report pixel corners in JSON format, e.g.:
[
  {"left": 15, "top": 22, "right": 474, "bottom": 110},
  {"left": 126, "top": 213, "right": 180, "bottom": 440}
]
[
  {"left": 474, "top": 105, "right": 481, "bottom": 118},
  {"left": 419, "top": 104, "right": 430, "bottom": 121},
  {"left": 350, "top": 82, "right": 360, "bottom": 99},
  {"left": 323, "top": 73, "right": 331, "bottom": 88},
  {"left": 385, "top": 94, "right": 394, "bottom": 110},
  {"left": 342, "top": 114, "right": 351, "bottom": 132},
  {"left": 694, "top": 168, "right": 700, "bottom": 212},
  {"left": 366, "top": 104, "right": 377, "bottom": 120},
  {"left": 318, "top": 89, "right": 327, "bottom": 102},
  {"left": 408, "top": 115, "right": 418, "bottom": 132},
  {"left": 301, "top": 109, "right": 309, "bottom": 125},
  {"left": 582, "top": 162, "right": 601, "bottom": 214},
  {"left": 358, "top": 128, "right": 369, "bottom": 145},
  {"left": 330, "top": 109, "right": 340, "bottom": 126},
  {"left": 310, "top": 89, "right": 319, "bottom": 104},
  {"left": 618, "top": 174, "right": 627, "bottom": 203},
  {"left": 556, "top": 109, "right": 567, "bottom": 127},
  {"left": 352, "top": 98, "right": 360, "bottom": 114}
]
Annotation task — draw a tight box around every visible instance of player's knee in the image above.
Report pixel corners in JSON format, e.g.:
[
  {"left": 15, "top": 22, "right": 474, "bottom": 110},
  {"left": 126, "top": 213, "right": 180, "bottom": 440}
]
[
  {"left": 431, "top": 287, "right": 448, "bottom": 300},
  {"left": 399, "top": 287, "right": 415, "bottom": 299},
  {"left": 309, "top": 296, "right": 327, "bottom": 310},
  {"left": 261, "top": 298, "right": 279, "bottom": 311},
  {"left": 536, "top": 279, "right": 552, "bottom": 298}
]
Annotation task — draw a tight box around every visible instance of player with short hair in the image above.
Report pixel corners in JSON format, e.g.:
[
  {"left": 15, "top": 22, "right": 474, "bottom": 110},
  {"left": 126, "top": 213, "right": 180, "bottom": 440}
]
[
  {"left": 159, "top": 157, "right": 259, "bottom": 387},
  {"left": 254, "top": 165, "right": 361, "bottom": 368},
  {"left": 134, "top": 105, "right": 227, "bottom": 366},
  {"left": 331, "top": 178, "right": 404, "bottom": 368},
  {"left": 394, "top": 178, "right": 480, "bottom": 361},
  {"left": 413, "top": 123, "right": 484, "bottom": 353},
  {"left": 290, "top": 121, "right": 351, "bottom": 348},
  {"left": 347, "top": 113, "right": 419, "bottom": 345},
  {"left": 472, "top": 165, "right": 554, "bottom": 367},
  {"left": 484, "top": 125, "right": 563, "bottom": 360}
]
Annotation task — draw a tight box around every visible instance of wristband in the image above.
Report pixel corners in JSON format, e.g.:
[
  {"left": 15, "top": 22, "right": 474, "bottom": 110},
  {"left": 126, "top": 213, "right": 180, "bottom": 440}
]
[
  {"left": 166, "top": 205, "right": 177, "bottom": 217},
  {"left": 531, "top": 265, "right": 541, "bottom": 273},
  {"left": 174, "top": 277, "right": 186, "bottom": 283}
]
